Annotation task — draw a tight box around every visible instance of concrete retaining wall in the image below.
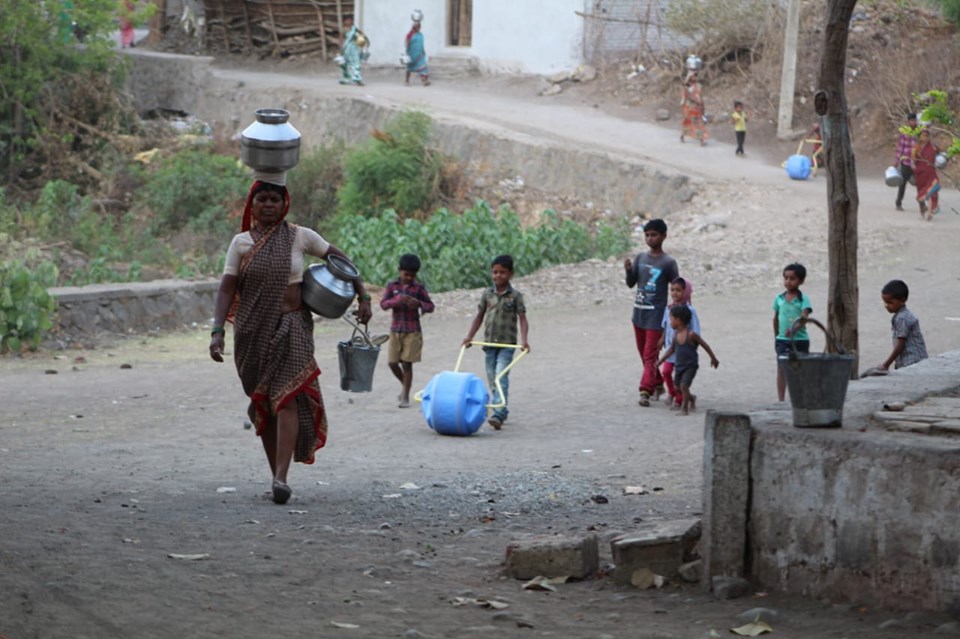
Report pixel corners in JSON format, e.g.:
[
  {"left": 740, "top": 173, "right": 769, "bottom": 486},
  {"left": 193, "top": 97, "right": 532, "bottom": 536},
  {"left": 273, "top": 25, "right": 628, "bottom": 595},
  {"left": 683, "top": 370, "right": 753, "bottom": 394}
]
[
  {"left": 702, "top": 353, "right": 960, "bottom": 613},
  {"left": 124, "top": 51, "right": 692, "bottom": 216},
  {"left": 51, "top": 279, "right": 218, "bottom": 338}
]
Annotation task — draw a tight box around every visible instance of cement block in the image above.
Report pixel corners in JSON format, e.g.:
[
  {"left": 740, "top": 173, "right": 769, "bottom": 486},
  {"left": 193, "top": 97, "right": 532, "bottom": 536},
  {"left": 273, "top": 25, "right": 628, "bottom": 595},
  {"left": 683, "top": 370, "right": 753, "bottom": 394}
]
[
  {"left": 504, "top": 534, "right": 598, "bottom": 580},
  {"left": 702, "top": 411, "right": 752, "bottom": 581},
  {"left": 610, "top": 518, "right": 701, "bottom": 585}
]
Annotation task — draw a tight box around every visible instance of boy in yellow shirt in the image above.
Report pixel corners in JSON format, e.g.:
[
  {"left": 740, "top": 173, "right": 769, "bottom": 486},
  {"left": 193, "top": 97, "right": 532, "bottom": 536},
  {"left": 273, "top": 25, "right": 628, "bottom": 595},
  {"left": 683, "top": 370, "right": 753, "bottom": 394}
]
[{"left": 731, "top": 101, "right": 747, "bottom": 156}]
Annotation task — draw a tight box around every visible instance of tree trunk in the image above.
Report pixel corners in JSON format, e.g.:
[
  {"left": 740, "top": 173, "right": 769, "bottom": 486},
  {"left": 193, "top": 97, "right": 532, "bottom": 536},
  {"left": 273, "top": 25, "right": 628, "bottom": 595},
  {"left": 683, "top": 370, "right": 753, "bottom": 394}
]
[{"left": 815, "top": 0, "right": 859, "bottom": 376}]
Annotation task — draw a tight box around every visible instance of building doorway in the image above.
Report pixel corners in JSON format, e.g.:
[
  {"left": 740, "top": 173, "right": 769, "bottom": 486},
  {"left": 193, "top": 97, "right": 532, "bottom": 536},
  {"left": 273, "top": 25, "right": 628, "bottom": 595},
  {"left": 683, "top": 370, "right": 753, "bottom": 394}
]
[{"left": 448, "top": 0, "right": 472, "bottom": 46}]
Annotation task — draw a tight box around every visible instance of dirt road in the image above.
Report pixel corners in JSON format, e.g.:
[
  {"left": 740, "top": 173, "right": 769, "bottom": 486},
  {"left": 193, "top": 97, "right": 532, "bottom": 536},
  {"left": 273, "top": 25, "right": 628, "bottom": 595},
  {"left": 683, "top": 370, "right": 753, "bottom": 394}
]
[{"left": 1, "top": 63, "right": 958, "bottom": 638}]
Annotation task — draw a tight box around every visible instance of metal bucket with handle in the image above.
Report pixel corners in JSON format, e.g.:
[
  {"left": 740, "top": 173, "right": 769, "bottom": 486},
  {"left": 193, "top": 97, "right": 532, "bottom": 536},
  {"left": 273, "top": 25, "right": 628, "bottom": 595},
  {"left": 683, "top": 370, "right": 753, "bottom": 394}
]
[
  {"left": 337, "top": 315, "right": 381, "bottom": 393},
  {"left": 777, "top": 318, "right": 855, "bottom": 428}
]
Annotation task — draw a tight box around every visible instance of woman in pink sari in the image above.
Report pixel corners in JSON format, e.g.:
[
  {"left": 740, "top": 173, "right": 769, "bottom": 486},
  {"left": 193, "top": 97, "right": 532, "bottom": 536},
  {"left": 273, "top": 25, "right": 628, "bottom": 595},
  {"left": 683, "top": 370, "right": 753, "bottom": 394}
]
[
  {"left": 912, "top": 129, "right": 941, "bottom": 220},
  {"left": 119, "top": 1, "right": 135, "bottom": 48}
]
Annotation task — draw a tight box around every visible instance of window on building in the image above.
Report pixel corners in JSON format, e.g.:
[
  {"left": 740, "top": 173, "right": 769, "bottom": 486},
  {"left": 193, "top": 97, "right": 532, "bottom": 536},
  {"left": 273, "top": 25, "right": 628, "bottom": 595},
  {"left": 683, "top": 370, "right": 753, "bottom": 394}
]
[{"left": 448, "top": 0, "right": 472, "bottom": 46}]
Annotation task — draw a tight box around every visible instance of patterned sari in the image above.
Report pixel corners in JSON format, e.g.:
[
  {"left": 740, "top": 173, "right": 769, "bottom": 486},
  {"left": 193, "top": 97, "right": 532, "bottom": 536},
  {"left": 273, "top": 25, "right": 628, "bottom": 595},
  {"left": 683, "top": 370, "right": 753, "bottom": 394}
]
[
  {"left": 340, "top": 25, "right": 365, "bottom": 85},
  {"left": 681, "top": 81, "right": 708, "bottom": 142},
  {"left": 231, "top": 221, "right": 327, "bottom": 464},
  {"left": 913, "top": 140, "right": 940, "bottom": 213}
]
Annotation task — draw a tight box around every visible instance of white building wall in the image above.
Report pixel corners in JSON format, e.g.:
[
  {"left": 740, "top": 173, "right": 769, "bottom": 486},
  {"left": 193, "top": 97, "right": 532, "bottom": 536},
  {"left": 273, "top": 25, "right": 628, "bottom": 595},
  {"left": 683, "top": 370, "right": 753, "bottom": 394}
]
[{"left": 358, "top": 0, "right": 586, "bottom": 75}]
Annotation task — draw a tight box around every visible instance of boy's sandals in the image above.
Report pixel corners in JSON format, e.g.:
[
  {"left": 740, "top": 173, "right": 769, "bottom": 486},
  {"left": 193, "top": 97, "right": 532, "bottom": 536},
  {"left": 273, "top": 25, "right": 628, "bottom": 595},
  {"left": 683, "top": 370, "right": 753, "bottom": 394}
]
[
  {"left": 638, "top": 392, "right": 651, "bottom": 407},
  {"left": 488, "top": 415, "right": 503, "bottom": 430}
]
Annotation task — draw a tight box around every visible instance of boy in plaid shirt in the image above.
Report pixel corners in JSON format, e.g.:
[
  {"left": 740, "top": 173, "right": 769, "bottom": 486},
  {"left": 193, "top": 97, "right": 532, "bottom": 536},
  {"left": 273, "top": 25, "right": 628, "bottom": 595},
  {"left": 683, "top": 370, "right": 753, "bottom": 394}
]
[{"left": 380, "top": 254, "right": 434, "bottom": 407}]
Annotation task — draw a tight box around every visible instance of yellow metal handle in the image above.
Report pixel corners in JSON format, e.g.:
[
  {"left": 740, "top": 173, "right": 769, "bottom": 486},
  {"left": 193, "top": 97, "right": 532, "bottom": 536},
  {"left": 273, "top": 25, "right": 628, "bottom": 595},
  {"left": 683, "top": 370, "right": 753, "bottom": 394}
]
[
  {"left": 414, "top": 342, "right": 529, "bottom": 408},
  {"left": 458, "top": 342, "right": 528, "bottom": 409}
]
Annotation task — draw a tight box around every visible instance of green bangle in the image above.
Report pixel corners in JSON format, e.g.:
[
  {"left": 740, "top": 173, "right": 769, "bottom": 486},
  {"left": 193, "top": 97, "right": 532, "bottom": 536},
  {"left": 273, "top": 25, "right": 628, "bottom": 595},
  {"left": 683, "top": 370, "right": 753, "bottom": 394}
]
[
  {"left": 359, "top": 293, "right": 372, "bottom": 302},
  {"left": 211, "top": 326, "right": 225, "bottom": 336}
]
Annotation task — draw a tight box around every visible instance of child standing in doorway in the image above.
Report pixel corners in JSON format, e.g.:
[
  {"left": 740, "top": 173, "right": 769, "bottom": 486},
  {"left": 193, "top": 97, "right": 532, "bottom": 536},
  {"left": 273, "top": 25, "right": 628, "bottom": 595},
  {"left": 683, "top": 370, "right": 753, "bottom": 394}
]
[
  {"left": 731, "top": 101, "right": 747, "bottom": 156},
  {"left": 462, "top": 255, "right": 530, "bottom": 430},
  {"left": 625, "top": 219, "right": 680, "bottom": 407},
  {"left": 380, "top": 253, "right": 434, "bottom": 408},
  {"left": 656, "top": 305, "right": 719, "bottom": 415},
  {"left": 659, "top": 277, "right": 700, "bottom": 410},
  {"left": 773, "top": 263, "right": 813, "bottom": 401},
  {"left": 877, "top": 279, "right": 928, "bottom": 371}
]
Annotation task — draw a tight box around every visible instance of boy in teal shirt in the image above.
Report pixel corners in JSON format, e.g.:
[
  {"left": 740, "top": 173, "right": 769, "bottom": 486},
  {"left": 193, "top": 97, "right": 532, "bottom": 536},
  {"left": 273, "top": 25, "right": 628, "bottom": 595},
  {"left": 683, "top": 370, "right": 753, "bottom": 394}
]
[{"left": 773, "top": 262, "right": 813, "bottom": 402}]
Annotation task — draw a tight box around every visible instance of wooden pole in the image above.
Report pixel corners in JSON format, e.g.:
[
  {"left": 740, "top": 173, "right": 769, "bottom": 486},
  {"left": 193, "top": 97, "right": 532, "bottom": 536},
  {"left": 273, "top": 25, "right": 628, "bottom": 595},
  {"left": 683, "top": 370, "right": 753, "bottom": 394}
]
[
  {"left": 815, "top": 0, "right": 859, "bottom": 375},
  {"left": 776, "top": 0, "right": 801, "bottom": 139}
]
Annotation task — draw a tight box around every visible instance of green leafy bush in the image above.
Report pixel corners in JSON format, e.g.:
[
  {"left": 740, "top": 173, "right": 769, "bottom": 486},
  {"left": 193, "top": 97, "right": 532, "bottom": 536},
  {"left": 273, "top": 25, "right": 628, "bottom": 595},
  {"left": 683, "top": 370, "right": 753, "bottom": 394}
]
[
  {"left": 337, "top": 111, "right": 445, "bottom": 217},
  {"left": 331, "top": 200, "right": 632, "bottom": 292},
  {"left": 287, "top": 141, "right": 347, "bottom": 235},
  {"left": 137, "top": 149, "right": 248, "bottom": 237},
  {"left": 0, "top": 257, "right": 58, "bottom": 353}
]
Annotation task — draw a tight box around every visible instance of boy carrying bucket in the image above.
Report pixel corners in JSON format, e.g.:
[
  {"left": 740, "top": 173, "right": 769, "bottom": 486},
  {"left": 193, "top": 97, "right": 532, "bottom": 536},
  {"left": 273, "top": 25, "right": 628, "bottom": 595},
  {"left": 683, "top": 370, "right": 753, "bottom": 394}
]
[{"left": 380, "top": 254, "right": 434, "bottom": 408}]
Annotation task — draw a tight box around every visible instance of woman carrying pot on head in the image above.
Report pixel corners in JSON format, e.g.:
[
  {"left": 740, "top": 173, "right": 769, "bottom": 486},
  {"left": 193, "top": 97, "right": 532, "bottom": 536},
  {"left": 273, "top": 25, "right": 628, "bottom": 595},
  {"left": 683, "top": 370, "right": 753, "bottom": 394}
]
[
  {"left": 912, "top": 128, "right": 941, "bottom": 221},
  {"left": 404, "top": 18, "right": 430, "bottom": 86},
  {"left": 339, "top": 16, "right": 370, "bottom": 86},
  {"left": 680, "top": 71, "right": 708, "bottom": 146},
  {"left": 209, "top": 178, "right": 372, "bottom": 504}
]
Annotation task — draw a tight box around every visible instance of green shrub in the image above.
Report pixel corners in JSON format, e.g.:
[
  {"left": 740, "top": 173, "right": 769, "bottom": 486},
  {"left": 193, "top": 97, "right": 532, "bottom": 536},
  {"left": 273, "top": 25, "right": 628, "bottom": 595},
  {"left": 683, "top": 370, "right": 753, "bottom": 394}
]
[
  {"left": 937, "top": 0, "right": 960, "bottom": 23},
  {"left": 337, "top": 111, "right": 445, "bottom": 217},
  {"left": 331, "top": 200, "right": 632, "bottom": 292},
  {"left": 287, "top": 142, "right": 347, "bottom": 235},
  {"left": 0, "top": 257, "right": 58, "bottom": 353},
  {"left": 137, "top": 149, "right": 247, "bottom": 236}
]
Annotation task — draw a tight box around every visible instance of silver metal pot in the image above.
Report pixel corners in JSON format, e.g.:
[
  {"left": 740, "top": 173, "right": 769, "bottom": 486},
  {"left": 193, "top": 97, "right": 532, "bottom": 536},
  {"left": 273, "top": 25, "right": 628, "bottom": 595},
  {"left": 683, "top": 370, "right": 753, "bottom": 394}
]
[
  {"left": 301, "top": 254, "right": 359, "bottom": 319},
  {"left": 241, "top": 109, "right": 301, "bottom": 173},
  {"left": 935, "top": 153, "right": 948, "bottom": 169}
]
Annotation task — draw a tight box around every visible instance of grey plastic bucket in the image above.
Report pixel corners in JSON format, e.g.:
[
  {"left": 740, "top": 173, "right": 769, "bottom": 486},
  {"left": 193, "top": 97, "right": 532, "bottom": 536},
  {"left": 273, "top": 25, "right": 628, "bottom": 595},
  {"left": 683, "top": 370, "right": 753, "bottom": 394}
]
[
  {"left": 777, "top": 317, "right": 855, "bottom": 428},
  {"left": 337, "top": 320, "right": 380, "bottom": 393}
]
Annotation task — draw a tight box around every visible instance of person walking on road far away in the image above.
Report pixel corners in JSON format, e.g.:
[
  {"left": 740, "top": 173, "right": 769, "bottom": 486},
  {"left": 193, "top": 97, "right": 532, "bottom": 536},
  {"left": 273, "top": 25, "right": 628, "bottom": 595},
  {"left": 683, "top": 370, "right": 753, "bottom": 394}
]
[
  {"left": 461, "top": 255, "right": 530, "bottom": 430},
  {"left": 894, "top": 113, "right": 919, "bottom": 212},
  {"left": 656, "top": 304, "right": 719, "bottom": 416},
  {"left": 912, "top": 128, "right": 942, "bottom": 220},
  {"left": 380, "top": 253, "right": 434, "bottom": 408},
  {"left": 680, "top": 71, "right": 708, "bottom": 146},
  {"left": 404, "top": 16, "right": 430, "bottom": 86},
  {"left": 625, "top": 219, "right": 679, "bottom": 407},
  {"left": 773, "top": 262, "right": 812, "bottom": 402},
  {"left": 339, "top": 16, "right": 369, "bottom": 86},
  {"left": 731, "top": 101, "right": 747, "bottom": 156}
]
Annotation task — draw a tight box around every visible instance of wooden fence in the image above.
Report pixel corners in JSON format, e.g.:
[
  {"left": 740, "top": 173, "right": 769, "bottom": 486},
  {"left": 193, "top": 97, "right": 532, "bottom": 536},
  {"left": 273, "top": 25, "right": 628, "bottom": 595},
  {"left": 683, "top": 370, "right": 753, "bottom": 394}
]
[{"left": 201, "top": 0, "right": 354, "bottom": 58}]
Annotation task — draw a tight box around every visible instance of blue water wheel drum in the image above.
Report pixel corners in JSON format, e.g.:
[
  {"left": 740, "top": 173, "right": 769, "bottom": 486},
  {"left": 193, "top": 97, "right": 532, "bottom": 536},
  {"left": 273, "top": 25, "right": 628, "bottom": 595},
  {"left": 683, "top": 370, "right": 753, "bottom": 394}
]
[
  {"left": 421, "top": 371, "right": 490, "bottom": 436},
  {"left": 785, "top": 154, "right": 812, "bottom": 180}
]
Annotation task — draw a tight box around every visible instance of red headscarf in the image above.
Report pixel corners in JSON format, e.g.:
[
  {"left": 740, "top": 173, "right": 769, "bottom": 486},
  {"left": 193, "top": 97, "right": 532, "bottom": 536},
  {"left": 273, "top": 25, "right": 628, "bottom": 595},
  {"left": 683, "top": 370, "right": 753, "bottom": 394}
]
[
  {"left": 241, "top": 180, "right": 290, "bottom": 232},
  {"left": 406, "top": 21, "right": 420, "bottom": 47}
]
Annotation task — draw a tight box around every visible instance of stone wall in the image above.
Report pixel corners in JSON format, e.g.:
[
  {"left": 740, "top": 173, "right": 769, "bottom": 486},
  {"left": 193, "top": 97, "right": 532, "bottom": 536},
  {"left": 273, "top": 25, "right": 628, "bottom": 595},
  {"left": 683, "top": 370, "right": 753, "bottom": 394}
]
[
  {"left": 124, "top": 51, "right": 693, "bottom": 217},
  {"left": 122, "top": 49, "right": 215, "bottom": 115},
  {"left": 702, "top": 353, "right": 960, "bottom": 613},
  {"left": 51, "top": 279, "right": 219, "bottom": 338}
]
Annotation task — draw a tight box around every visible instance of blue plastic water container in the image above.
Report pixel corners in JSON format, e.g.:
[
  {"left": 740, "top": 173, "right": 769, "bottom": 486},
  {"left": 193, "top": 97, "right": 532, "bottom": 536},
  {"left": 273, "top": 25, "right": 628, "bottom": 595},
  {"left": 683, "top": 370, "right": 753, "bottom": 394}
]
[
  {"left": 785, "top": 154, "right": 812, "bottom": 180},
  {"left": 421, "top": 371, "right": 489, "bottom": 436}
]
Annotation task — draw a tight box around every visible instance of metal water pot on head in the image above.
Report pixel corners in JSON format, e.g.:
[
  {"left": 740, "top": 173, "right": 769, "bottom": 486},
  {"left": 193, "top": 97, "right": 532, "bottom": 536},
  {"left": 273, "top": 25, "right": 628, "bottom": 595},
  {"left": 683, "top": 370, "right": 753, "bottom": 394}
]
[{"left": 240, "top": 108, "right": 301, "bottom": 176}]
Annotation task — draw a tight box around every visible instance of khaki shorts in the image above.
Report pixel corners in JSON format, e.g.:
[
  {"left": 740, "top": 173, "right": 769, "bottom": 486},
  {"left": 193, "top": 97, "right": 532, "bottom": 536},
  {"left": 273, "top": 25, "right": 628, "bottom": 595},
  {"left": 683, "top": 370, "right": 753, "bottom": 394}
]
[{"left": 388, "top": 331, "right": 423, "bottom": 364}]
